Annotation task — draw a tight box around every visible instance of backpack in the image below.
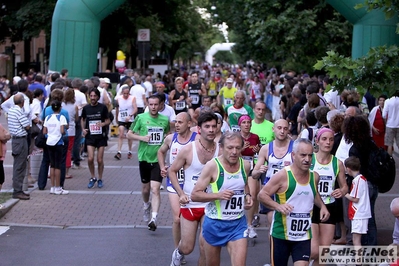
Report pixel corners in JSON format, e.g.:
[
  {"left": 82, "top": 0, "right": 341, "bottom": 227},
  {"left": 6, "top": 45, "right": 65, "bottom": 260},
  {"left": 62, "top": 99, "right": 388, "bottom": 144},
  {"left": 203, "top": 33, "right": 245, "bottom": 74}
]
[{"left": 368, "top": 142, "right": 396, "bottom": 193}]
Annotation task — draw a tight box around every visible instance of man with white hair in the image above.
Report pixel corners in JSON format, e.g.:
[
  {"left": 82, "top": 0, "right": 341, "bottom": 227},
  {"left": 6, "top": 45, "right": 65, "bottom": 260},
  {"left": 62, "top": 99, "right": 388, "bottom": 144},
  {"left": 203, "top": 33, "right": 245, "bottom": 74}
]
[{"left": 224, "top": 90, "right": 254, "bottom": 131}]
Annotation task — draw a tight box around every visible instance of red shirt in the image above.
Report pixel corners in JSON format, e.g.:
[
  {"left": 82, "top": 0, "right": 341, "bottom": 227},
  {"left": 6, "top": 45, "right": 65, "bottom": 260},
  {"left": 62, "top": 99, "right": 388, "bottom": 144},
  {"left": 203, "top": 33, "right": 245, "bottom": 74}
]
[{"left": 241, "top": 133, "right": 261, "bottom": 157}]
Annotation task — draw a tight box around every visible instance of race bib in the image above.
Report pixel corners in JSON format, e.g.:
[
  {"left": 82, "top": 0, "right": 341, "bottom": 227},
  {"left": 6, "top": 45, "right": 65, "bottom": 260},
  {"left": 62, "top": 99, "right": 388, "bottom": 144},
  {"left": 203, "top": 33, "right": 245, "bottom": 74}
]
[
  {"left": 287, "top": 213, "right": 311, "bottom": 238},
  {"left": 224, "top": 98, "right": 233, "bottom": 106},
  {"left": 119, "top": 109, "right": 128, "bottom": 120},
  {"left": 231, "top": 125, "right": 241, "bottom": 133},
  {"left": 242, "top": 156, "right": 254, "bottom": 169},
  {"left": 209, "top": 90, "right": 216, "bottom": 96},
  {"left": 192, "top": 175, "right": 199, "bottom": 186},
  {"left": 176, "top": 101, "right": 185, "bottom": 110},
  {"left": 191, "top": 95, "right": 199, "bottom": 104},
  {"left": 223, "top": 190, "right": 244, "bottom": 213},
  {"left": 318, "top": 175, "right": 333, "bottom": 201},
  {"left": 177, "top": 168, "right": 185, "bottom": 185},
  {"left": 89, "top": 120, "right": 102, "bottom": 135},
  {"left": 148, "top": 127, "right": 164, "bottom": 145}
]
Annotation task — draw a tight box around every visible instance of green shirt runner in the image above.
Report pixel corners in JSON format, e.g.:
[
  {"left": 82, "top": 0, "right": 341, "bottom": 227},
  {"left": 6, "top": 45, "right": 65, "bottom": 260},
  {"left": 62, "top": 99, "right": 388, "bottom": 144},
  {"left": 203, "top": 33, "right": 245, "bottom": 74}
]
[
  {"left": 130, "top": 112, "right": 170, "bottom": 163},
  {"left": 225, "top": 103, "right": 254, "bottom": 130},
  {"left": 250, "top": 119, "right": 274, "bottom": 145}
]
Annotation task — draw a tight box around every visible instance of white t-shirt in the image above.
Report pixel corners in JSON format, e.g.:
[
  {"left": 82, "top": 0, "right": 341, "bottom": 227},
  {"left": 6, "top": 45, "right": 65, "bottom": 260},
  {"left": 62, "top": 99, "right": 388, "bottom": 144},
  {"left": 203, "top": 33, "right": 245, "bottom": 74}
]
[
  {"left": 74, "top": 89, "right": 87, "bottom": 116},
  {"left": 143, "top": 81, "right": 153, "bottom": 98},
  {"left": 62, "top": 102, "right": 76, "bottom": 136},
  {"left": 44, "top": 113, "right": 67, "bottom": 146},
  {"left": 130, "top": 85, "right": 146, "bottom": 108},
  {"left": 144, "top": 104, "right": 176, "bottom": 122},
  {"left": 323, "top": 89, "right": 341, "bottom": 110},
  {"left": 349, "top": 174, "right": 372, "bottom": 220},
  {"left": 382, "top": 97, "right": 399, "bottom": 128}
]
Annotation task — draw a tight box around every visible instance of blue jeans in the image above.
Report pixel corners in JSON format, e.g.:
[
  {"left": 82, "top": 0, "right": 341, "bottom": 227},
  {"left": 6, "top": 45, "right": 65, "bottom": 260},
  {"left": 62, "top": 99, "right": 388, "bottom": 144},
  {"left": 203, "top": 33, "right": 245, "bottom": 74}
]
[{"left": 362, "top": 181, "right": 378, "bottom": 245}]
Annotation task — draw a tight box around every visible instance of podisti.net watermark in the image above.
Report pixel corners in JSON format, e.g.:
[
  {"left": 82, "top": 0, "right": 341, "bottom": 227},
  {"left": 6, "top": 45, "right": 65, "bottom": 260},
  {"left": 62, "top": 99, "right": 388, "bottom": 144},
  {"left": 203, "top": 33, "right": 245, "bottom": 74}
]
[{"left": 319, "top": 245, "right": 398, "bottom": 265}]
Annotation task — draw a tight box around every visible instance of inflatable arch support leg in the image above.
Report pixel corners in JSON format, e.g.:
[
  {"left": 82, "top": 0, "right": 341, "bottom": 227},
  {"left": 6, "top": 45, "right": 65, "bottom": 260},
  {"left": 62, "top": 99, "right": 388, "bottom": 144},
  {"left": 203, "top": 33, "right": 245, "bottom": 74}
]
[
  {"left": 49, "top": 0, "right": 125, "bottom": 79},
  {"left": 327, "top": 0, "right": 399, "bottom": 59}
]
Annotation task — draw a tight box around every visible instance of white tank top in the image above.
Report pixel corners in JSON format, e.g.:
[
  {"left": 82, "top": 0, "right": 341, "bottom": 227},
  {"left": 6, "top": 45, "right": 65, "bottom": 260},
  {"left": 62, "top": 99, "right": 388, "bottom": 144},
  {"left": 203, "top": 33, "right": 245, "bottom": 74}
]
[
  {"left": 183, "top": 141, "right": 219, "bottom": 208},
  {"left": 117, "top": 95, "right": 135, "bottom": 122},
  {"left": 265, "top": 140, "right": 294, "bottom": 182},
  {"left": 166, "top": 132, "right": 197, "bottom": 193},
  {"left": 205, "top": 158, "right": 247, "bottom": 220}
]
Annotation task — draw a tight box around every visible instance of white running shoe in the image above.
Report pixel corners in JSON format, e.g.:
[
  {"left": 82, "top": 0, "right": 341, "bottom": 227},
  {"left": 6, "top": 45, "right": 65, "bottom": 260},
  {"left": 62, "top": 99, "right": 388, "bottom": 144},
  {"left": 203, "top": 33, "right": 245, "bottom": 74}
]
[
  {"left": 247, "top": 226, "right": 258, "bottom": 238},
  {"left": 148, "top": 218, "right": 157, "bottom": 231},
  {"left": 170, "top": 248, "right": 182, "bottom": 266},
  {"left": 143, "top": 203, "right": 151, "bottom": 222},
  {"left": 54, "top": 188, "right": 69, "bottom": 195},
  {"left": 50, "top": 187, "right": 55, "bottom": 194}
]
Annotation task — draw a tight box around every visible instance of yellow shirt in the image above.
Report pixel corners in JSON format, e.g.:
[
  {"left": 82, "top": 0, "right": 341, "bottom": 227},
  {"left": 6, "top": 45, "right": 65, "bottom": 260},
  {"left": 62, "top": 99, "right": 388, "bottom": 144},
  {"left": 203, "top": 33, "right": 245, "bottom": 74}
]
[{"left": 219, "top": 86, "right": 237, "bottom": 106}]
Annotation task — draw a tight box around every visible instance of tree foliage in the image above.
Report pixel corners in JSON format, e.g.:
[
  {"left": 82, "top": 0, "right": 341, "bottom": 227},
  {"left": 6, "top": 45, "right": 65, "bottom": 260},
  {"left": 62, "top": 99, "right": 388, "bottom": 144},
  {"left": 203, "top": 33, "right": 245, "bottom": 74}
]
[
  {"left": 209, "top": 0, "right": 352, "bottom": 72},
  {"left": 314, "top": 46, "right": 399, "bottom": 97}
]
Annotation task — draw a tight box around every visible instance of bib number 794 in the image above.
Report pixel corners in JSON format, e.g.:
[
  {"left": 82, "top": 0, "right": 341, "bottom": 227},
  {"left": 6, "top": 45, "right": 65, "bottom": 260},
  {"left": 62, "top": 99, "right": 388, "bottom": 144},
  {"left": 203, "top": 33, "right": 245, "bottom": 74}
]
[{"left": 224, "top": 196, "right": 243, "bottom": 210}]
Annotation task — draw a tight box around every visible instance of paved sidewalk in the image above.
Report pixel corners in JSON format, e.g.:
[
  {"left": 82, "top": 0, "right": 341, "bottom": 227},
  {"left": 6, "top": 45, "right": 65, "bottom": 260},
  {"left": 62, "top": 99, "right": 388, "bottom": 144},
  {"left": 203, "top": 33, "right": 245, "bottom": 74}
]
[{"left": 0, "top": 115, "right": 397, "bottom": 244}]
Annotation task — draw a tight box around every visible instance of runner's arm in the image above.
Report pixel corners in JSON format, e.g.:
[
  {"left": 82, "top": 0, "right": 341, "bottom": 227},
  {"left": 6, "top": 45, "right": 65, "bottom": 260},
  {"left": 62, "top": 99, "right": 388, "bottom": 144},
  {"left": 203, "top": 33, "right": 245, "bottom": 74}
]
[{"left": 157, "top": 135, "right": 172, "bottom": 178}]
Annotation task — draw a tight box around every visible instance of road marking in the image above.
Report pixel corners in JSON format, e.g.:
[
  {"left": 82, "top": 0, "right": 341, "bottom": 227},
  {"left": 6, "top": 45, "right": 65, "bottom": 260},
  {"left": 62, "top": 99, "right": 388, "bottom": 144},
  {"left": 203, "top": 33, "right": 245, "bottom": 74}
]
[{"left": 0, "top": 226, "right": 9, "bottom": 235}]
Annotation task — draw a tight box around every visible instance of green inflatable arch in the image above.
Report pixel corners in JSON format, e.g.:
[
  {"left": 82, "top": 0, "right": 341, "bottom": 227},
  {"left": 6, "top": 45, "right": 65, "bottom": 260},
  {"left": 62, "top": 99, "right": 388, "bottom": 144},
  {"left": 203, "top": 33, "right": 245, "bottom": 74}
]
[
  {"left": 49, "top": 0, "right": 125, "bottom": 79},
  {"left": 327, "top": 0, "right": 399, "bottom": 59}
]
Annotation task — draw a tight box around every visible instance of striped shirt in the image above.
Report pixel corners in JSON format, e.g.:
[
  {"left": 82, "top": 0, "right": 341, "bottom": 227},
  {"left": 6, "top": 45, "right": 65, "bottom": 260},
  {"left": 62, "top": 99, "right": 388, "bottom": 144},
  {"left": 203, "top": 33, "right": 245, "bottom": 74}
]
[{"left": 7, "top": 105, "right": 29, "bottom": 137}]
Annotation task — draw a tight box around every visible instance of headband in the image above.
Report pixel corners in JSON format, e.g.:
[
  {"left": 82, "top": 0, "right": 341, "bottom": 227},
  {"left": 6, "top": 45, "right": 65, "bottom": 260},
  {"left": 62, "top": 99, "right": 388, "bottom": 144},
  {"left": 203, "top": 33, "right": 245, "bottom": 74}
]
[
  {"left": 238, "top": 115, "right": 251, "bottom": 126},
  {"left": 215, "top": 112, "right": 223, "bottom": 122},
  {"left": 316, "top": 127, "right": 335, "bottom": 141},
  {"left": 155, "top": 82, "right": 165, "bottom": 88}
]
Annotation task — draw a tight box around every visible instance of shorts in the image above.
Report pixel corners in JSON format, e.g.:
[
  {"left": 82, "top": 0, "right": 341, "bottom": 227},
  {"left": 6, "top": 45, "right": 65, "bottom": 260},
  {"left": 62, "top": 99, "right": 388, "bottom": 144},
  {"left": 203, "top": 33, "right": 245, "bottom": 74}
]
[
  {"left": 85, "top": 137, "right": 108, "bottom": 148},
  {"left": 181, "top": 208, "right": 205, "bottom": 222},
  {"left": 117, "top": 121, "right": 132, "bottom": 130},
  {"left": 351, "top": 219, "right": 368, "bottom": 234},
  {"left": 202, "top": 215, "right": 247, "bottom": 247},
  {"left": 48, "top": 144, "right": 64, "bottom": 169},
  {"left": 166, "top": 177, "right": 183, "bottom": 193},
  {"left": 311, "top": 203, "right": 337, "bottom": 224},
  {"left": 137, "top": 107, "right": 144, "bottom": 114},
  {"left": 334, "top": 197, "right": 344, "bottom": 223},
  {"left": 271, "top": 237, "right": 311, "bottom": 265},
  {"left": 139, "top": 161, "right": 161, "bottom": 183},
  {"left": 385, "top": 127, "right": 399, "bottom": 146}
]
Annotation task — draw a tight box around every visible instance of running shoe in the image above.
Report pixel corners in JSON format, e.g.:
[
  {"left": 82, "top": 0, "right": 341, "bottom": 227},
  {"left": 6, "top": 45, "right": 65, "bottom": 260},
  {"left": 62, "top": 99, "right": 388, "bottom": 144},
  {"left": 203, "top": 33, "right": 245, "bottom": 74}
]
[
  {"left": 97, "top": 179, "right": 103, "bottom": 188},
  {"left": 127, "top": 152, "right": 132, "bottom": 159},
  {"left": 50, "top": 187, "right": 55, "bottom": 194},
  {"left": 88, "top": 178, "right": 97, "bottom": 188},
  {"left": 114, "top": 152, "right": 121, "bottom": 160},
  {"left": 143, "top": 203, "right": 151, "bottom": 222},
  {"left": 247, "top": 226, "right": 258, "bottom": 238},
  {"left": 54, "top": 187, "right": 69, "bottom": 195},
  {"left": 170, "top": 248, "right": 182, "bottom": 266},
  {"left": 148, "top": 218, "right": 157, "bottom": 231},
  {"left": 180, "top": 255, "right": 186, "bottom": 265},
  {"left": 252, "top": 215, "right": 260, "bottom": 227}
]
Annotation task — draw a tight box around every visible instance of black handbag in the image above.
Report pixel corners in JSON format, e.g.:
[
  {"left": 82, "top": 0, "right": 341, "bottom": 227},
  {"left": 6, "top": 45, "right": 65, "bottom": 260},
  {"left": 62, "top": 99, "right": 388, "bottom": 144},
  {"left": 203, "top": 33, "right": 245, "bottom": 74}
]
[{"left": 34, "top": 128, "right": 46, "bottom": 148}]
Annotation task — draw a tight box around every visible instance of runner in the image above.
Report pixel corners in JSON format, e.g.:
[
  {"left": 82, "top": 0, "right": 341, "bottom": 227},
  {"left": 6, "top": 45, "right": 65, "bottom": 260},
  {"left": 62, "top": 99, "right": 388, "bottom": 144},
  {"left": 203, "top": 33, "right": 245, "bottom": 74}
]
[
  {"left": 225, "top": 90, "right": 254, "bottom": 132},
  {"left": 190, "top": 131, "right": 253, "bottom": 266},
  {"left": 252, "top": 119, "right": 294, "bottom": 226},
  {"left": 157, "top": 112, "right": 197, "bottom": 265},
  {"left": 250, "top": 101, "right": 274, "bottom": 145},
  {"left": 258, "top": 138, "right": 329, "bottom": 266},
  {"left": 169, "top": 77, "right": 188, "bottom": 115},
  {"left": 186, "top": 72, "right": 206, "bottom": 122},
  {"left": 309, "top": 128, "right": 348, "bottom": 266},
  {"left": 81, "top": 88, "right": 111, "bottom": 189},
  {"left": 217, "top": 77, "right": 237, "bottom": 108},
  {"left": 127, "top": 95, "right": 170, "bottom": 231},
  {"left": 169, "top": 112, "right": 219, "bottom": 266},
  {"left": 114, "top": 85, "right": 137, "bottom": 160},
  {"left": 237, "top": 114, "right": 261, "bottom": 238}
]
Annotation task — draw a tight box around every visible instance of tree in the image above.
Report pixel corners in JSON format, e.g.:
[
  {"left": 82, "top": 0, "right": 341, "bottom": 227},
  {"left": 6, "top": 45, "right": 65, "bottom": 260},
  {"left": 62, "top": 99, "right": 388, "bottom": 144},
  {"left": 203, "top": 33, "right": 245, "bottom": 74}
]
[{"left": 207, "top": 0, "right": 353, "bottom": 72}]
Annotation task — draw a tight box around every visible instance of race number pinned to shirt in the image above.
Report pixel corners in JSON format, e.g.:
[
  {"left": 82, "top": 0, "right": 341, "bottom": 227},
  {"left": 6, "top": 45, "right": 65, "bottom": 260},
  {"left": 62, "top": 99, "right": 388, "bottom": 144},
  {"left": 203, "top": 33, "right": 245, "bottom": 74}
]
[
  {"left": 119, "top": 109, "right": 129, "bottom": 120},
  {"left": 231, "top": 125, "right": 241, "bottom": 133},
  {"left": 177, "top": 168, "right": 185, "bottom": 185},
  {"left": 209, "top": 90, "right": 217, "bottom": 96},
  {"left": 224, "top": 98, "right": 233, "bottom": 106},
  {"left": 89, "top": 120, "right": 102, "bottom": 135},
  {"left": 191, "top": 95, "right": 199, "bottom": 104},
  {"left": 176, "top": 101, "right": 185, "bottom": 110},
  {"left": 148, "top": 127, "right": 164, "bottom": 145}
]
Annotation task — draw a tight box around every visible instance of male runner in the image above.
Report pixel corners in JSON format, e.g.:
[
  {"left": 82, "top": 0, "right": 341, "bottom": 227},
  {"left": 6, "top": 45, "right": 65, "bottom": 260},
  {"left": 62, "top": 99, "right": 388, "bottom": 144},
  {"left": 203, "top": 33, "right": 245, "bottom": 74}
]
[
  {"left": 81, "top": 88, "right": 110, "bottom": 189},
  {"left": 186, "top": 72, "right": 206, "bottom": 121},
  {"left": 258, "top": 139, "right": 329, "bottom": 266},
  {"left": 127, "top": 95, "right": 170, "bottom": 231},
  {"left": 114, "top": 85, "right": 137, "bottom": 160},
  {"left": 157, "top": 112, "right": 197, "bottom": 264},
  {"left": 169, "top": 112, "right": 219, "bottom": 266},
  {"left": 225, "top": 90, "right": 254, "bottom": 131},
  {"left": 190, "top": 131, "right": 253, "bottom": 266}
]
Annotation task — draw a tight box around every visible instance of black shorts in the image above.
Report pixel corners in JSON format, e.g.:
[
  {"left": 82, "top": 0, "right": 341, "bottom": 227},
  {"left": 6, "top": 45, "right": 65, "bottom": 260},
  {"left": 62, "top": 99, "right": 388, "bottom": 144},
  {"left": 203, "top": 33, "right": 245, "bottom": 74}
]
[
  {"left": 85, "top": 137, "right": 108, "bottom": 148},
  {"left": 117, "top": 121, "right": 132, "bottom": 130},
  {"left": 139, "top": 161, "right": 162, "bottom": 183},
  {"left": 271, "top": 237, "right": 311, "bottom": 265},
  {"left": 48, "top": 145, "right": 64, "bottom": 169},
  {"left": 334, "top": 197, "right": 344, "bottom": 223},
  {"left": 311, "top": 202, "right": 336, "bottom": 224},
  {"left": 137, "top": 107, "right": 144, "bottom": 114}
]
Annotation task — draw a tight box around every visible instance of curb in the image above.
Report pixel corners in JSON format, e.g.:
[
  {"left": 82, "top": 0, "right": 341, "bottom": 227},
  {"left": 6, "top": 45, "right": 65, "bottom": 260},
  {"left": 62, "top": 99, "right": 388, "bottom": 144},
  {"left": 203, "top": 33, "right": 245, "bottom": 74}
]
[{"left": 0, "top": 198, "right": 19, "bottom": 219}]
